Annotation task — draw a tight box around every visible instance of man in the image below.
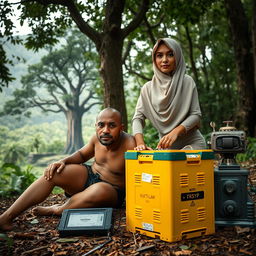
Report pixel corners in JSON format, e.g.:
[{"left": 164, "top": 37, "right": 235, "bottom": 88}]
[{"left": 0, "top": 108, "right": 135, "bottom": 231}]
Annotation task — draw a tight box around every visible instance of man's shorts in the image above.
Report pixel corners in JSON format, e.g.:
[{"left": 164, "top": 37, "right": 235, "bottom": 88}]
[{"left": 65, "top": 164, "right": 125, "bottom": 208}]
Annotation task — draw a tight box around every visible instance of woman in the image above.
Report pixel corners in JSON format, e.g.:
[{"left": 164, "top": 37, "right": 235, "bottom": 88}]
[{"left": 132, "top": 38, "right": 206, "bottom": 150}]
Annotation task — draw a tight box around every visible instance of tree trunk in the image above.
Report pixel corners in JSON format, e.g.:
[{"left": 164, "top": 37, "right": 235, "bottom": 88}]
[
  {"left": 99, "top": 35, "right": 127, "bottom": 129},
  {"left": 96, "top": 0, "right": 127, "bottom": 130},
  {"left": 64, "top": 109, "right": 84, "bottom": 154},
  {"left": 224, "top": 0, "right": 256, "bottom": 136}
]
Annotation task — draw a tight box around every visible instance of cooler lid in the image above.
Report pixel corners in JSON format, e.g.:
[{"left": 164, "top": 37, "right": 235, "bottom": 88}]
[{"left": 124, "top": 150, "right": 214, "bottom": 161}]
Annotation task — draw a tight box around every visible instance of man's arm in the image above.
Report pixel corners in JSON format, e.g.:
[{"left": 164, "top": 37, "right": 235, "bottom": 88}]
[
  {"left": 44, "top": 135, "right": 96, "bottom": 180},
  {"left": 125, "top": 133, "right": 137, "bottom": 151},
  {"left": 63, "top": 136, "right": 96, "bottom": 164}
]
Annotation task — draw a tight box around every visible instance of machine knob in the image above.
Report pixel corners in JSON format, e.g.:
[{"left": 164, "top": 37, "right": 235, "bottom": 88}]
[
  {"left": 226, "top": 205, "right": 234, "bottom": 213},
  {"left": 224, "top": 180, "right": 237, "bottom": 194},
  {"left": 223, "top": 200, "right": 237, "bottom": 216}
]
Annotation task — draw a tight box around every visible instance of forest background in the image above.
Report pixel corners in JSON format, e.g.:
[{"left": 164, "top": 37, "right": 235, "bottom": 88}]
[{"left": 0, "top": 0, "right": 256, "bottom": 197}]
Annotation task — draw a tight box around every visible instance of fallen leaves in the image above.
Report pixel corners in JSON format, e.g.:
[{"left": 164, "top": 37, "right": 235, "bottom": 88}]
[
  {"left": 1, "top": 200, "right": 256, "bottom": 256},
  {"left": 56, "top": 238, "right": 79, "bottom": 243},
  {"left": 13, "top": 232, "right": 38, "bottom": 240},
  {"left": 21, "top": 245, "right": 49, "bottom": 256},
  {"left": 136, "top": 244, "right": 155, "bottom": 252},
  {"left": 1, "top": 164, "right": 256, "bottom": 255},
  {"left": 235, "top": 226, "right": 251, "bottom": 234},
  {"left": 173, "top": 250, "right": 192, "bottom": 255}
]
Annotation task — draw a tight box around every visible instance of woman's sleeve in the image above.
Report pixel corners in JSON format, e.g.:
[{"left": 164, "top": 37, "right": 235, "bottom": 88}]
[
  {"left": 180, "top": 85, "right": 201, "bottom": 132},
  {"left": 180, "top": 114, "right": 200, "bottom": 132},
  {"left": 132, "top": 94, "right": 146, "bottom": 135}
]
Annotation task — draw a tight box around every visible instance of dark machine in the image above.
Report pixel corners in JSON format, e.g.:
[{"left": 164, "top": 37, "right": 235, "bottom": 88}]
[{"left": 210, "top": 121, "right": 256, "bottom": 227}]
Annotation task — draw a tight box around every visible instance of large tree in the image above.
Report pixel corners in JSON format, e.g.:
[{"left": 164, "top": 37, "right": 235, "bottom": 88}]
[
  {"left": 1, "top": 31, "right": 101, "bottom": 154},
  {"left": 0, "top": 0, "right": 149, "bottom": 129}
]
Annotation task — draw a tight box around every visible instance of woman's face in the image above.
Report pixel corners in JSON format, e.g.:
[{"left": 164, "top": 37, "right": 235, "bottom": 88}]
[{"left": 155, "top": 43, "right": 176, "bottom": 75}]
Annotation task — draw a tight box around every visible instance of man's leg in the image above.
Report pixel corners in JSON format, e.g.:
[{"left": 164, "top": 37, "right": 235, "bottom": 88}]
[
  {"left": 0, "top": 164, "right": 88, "bottom": 231},
  {"left": 34, "top": 182, "right": 119, "bottom": 216}
]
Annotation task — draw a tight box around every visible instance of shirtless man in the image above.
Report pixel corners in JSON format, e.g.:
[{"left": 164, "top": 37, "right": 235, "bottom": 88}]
[{"left": 0, "top": 108, "right": 136, "bottom": 231}]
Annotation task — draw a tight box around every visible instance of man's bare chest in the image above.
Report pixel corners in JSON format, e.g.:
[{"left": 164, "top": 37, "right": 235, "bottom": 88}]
[{"left": 94, "top": 149, "right": 125, "bottom": 172}]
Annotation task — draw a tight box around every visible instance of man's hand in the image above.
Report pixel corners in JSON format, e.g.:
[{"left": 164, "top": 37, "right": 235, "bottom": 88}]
[
  {"left": 134, "top": 144, "right": 153, "bottom": 151},
  {"left": 44, "top": 161, "right": 65, "bottom": 180}
]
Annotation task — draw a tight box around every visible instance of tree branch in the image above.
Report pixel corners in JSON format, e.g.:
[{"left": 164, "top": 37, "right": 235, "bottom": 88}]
[
  {"left": 37, "top": 73, "right": 68, "bottom": 95},
  {"left": 81, "top": 90, "right": 94, "bottom": 107},
  {"left": 142, "top": 18, "right": 156, "bottom": 45},
  {"left": 122, "top": 40, "right": 133, "bottom": 64},
  {"left": 48, "top": 90, "right": 67, "bottom": 112},
  {"left": 124, "top": 62, "right": 151, "bottom": 81},
  {"left": 83, "top": 101, "right": 101, "bottom": 113},
  {"left": 30, "top": 97, "right": 63, "bottom": 113},
  {"left": 184, "top": 25, "right": 199, "bottom": 84},
  {"left": 122, "top": 0, "right": 149, "bottom": 38}
]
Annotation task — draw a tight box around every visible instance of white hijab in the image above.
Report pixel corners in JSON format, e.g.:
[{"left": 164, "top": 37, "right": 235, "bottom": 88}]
[{"left": 132, "top": 38, "right": 201, "bottom": 137}]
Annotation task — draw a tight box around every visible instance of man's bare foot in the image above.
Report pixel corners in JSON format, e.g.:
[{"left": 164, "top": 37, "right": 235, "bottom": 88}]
[
  {"left": 0, "top": 215, "right": 13, "bottom": 231},
  {"left": 32, "top": 204, "right": 62, "bottom": 216}
]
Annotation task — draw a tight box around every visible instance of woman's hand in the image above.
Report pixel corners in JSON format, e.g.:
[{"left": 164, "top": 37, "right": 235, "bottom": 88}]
[
  {"left": 44, "top": 161, "right": 66, "bottom": 180},
  {"left": 157, "top": 125, "right": 186, "bottom": 149},
  {"left": 157, "top": 132, "right": 178, "bottom": 149}
]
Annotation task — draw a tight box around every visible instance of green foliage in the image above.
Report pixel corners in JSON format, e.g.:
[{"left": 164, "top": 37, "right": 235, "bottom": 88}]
[
  {"left": 196, "top": 2, "right": 238, "bottom": 134},
  {"left": 164, "top": 0, "right": 214, "bottom": 25},
  {"left": 21, "top": 2, "right": 71, "bottom": 51},
  {"left": 143, "top": 120, "right": 159, "bottom": 149},
  {"left": 0, "top": 45, "right": 15, "bottom": 90},
  {"left": 0, "top": 0, "right": 23, "bottom": 90},
  {"left": 0, "top": 163, "right": 36, "bottom": 197},
  {"left": 1, "top": 143, "right": 28, "bottom": 165},
  {"left": 31, "top": 136, "right": 41, "bottom": 153},
  {"left": 0, "top": 119, "right": 96, "bottom": 159},
  {"left": 41, "top": 139, "right": 65, "bottom": 154},
  {"left": 0, "top": 122, "right": 67, "bottom": 163},
  {"left": 236, "top": 137, "right": 256, "bottom": 162}
]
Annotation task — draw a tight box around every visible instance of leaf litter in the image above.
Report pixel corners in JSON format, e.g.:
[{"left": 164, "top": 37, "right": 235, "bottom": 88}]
[{"left": 0, "top": 162, "right": 256, "bottom": 256}]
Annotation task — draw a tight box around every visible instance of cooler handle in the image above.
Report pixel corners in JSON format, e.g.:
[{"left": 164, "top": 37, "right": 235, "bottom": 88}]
[{"left": 138, "top": 154, "right": 153, "bottom": 162}]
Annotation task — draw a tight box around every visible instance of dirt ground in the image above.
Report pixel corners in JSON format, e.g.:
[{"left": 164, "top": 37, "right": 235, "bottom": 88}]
[{"left": 1, "top": 161, "right": 256, "bottom": 256}]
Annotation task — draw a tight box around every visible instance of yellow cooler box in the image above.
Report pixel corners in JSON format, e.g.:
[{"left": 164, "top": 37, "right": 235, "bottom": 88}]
[{"left": 125, "top": 150, "right": 215, "bottom": 242}]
